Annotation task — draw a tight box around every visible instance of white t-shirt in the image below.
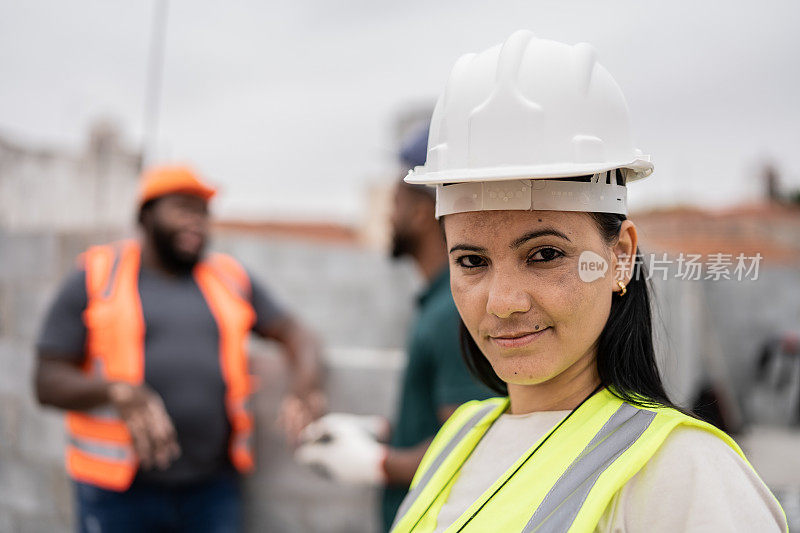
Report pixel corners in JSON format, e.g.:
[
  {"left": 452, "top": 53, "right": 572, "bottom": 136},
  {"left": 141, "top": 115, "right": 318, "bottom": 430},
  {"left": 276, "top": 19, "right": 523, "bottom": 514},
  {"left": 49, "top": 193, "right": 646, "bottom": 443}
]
[{"left": 432, "top": 409, "right": 785, "bottom": 532}]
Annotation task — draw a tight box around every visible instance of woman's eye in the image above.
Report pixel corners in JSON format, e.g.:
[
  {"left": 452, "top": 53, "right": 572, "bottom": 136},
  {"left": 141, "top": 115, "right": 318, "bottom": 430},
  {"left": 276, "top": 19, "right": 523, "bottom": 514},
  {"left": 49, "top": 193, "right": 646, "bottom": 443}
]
[
  {"left": 528, "top": 247, "right": 563, "bottom": 263},
  {"left": 455, "top": 255, "right": 487, "bottom": 269}
]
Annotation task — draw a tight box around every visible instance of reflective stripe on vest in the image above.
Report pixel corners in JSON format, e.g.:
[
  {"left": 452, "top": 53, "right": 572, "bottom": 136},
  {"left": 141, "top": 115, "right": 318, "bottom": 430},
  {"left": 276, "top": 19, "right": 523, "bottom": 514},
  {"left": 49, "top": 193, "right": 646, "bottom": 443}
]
[
  {"left": 521, "top": 403, "right": 655, "bottom": 532},
  {"left": 69, "top": 436, "right": 132, "bottom": 462},
  {"left": 391, "top": 403, "right": 498, "bottom": 531},
  {"left": 389, "top": 390, "right": 761, "bottom": 533},
  {"left": 101, "top": 246, "right": 122, "bottom": 299}
]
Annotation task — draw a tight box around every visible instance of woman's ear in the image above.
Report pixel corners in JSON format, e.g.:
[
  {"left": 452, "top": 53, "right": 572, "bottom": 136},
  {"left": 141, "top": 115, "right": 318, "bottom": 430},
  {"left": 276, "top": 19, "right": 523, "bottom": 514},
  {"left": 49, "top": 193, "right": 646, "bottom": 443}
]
[{"left": 612, "top": 220, "right": 638, "bottom": 291}]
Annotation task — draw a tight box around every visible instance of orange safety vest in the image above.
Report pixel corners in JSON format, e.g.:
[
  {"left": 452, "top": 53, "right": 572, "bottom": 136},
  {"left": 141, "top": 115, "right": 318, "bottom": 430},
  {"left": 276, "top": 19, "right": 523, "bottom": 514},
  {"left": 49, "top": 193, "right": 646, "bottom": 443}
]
[{"left": 65, "top": 239, "right": 257, "bottom": 491}]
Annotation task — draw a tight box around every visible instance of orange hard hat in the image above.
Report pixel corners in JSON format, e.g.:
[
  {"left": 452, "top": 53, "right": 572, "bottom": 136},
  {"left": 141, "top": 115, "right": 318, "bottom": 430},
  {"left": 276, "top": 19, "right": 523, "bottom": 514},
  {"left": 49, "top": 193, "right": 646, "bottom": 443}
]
[{"left": 137, "top": 165, "right": 217, "bottom": 205}]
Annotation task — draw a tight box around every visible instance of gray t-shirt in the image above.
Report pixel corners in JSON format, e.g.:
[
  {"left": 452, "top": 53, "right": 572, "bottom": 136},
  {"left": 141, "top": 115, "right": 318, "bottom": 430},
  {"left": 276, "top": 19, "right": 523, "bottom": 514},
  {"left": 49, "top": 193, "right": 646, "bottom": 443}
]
[{"left": 37, "top": 262, "right": 285, "bottom": 487}]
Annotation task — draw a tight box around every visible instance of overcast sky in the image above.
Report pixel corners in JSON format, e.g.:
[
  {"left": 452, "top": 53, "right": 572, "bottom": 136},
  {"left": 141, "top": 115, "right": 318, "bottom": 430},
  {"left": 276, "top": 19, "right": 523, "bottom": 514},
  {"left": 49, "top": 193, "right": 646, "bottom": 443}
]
[{"left": 2, "top": 0, "right": 799, "bottom": 223}]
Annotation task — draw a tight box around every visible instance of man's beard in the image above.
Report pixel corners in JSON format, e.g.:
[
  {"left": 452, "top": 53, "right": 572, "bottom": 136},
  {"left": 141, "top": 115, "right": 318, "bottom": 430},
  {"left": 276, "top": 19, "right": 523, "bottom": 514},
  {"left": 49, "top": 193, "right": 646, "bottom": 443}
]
[
  {"left": 151, "top": 224, "right": 203, "bottom": 274},
  {"left": 390, "top": 230, "right": 417, "bottom": 259}
]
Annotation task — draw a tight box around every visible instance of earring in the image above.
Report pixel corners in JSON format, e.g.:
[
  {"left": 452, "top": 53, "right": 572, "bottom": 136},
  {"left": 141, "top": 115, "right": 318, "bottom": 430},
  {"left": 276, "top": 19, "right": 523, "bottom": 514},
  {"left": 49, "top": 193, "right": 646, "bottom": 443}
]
[{"left": 616, "top": 280, "right": 627, "bottom": 296}]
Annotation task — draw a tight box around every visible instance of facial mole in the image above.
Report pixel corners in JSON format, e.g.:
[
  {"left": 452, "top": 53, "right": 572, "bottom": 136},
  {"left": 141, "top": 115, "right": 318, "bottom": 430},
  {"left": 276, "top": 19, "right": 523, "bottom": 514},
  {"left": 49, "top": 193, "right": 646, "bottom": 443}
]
[{"left": 534, "top": 325, "right": 539, "bottom": 330}]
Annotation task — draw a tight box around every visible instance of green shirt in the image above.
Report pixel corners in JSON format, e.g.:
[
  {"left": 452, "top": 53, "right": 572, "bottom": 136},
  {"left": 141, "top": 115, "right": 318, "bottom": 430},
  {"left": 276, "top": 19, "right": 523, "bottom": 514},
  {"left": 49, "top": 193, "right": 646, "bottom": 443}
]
[{"left": 381, "top": 268, "right": 493, "bottom": 531}]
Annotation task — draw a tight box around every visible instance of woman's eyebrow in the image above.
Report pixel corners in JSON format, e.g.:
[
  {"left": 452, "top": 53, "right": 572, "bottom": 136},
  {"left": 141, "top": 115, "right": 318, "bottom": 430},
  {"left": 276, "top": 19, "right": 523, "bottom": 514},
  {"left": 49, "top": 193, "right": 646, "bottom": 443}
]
[
  {"left": 448, "top": 228, "right": 570, "bottom": 254},
  {"left": 448, "top": 244, "right": 488, "bottom": 254},
  {"left": 510, "top": 228, "right": 571, "bottom": 249}
]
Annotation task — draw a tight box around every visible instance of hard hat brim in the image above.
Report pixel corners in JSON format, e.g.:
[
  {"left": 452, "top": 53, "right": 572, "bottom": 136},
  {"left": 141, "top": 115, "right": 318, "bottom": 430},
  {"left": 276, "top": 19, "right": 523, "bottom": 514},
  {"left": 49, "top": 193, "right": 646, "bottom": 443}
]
[{"left": 405, "top": 158, "right": 653, "bottom": 186}]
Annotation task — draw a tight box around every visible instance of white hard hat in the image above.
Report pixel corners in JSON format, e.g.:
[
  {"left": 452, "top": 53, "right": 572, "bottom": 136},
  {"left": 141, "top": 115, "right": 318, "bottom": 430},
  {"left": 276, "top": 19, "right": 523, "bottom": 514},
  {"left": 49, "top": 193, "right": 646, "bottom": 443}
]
[{"left": 405, "top": 30, "right": 653, "bottom": 217}]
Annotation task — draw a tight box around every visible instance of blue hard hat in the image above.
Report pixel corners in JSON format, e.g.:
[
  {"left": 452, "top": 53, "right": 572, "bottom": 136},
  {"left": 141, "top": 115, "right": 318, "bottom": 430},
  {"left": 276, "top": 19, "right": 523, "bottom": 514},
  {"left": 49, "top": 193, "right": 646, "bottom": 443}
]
[{"left": 399, "top": 122, "right": 430, "bottom": 171}]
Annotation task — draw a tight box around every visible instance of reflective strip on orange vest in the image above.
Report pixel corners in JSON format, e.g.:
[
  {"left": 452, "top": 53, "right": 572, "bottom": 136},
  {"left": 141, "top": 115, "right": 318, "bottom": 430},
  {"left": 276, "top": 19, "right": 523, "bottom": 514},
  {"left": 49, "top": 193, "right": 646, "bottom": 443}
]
[
  {"left": 66, "top": 444, "right": 136, "bottom": 492},
  {"left": 67, "top": 412, "right": 130, "bottom": 443},
  {"left": 69, "top": 436, "right": 132, "bottom": 462}
]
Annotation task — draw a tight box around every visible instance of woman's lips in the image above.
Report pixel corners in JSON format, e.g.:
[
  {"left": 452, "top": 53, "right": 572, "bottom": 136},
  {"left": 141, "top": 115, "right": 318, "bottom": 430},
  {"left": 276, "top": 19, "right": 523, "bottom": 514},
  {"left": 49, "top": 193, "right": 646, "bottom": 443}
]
[{"left": 489, "top": 327, "right": 551, "bottom": 349}]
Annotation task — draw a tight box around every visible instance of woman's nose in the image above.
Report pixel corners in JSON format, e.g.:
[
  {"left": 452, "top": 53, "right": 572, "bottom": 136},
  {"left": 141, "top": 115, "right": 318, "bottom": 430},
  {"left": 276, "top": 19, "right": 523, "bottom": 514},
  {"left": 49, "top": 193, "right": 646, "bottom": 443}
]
[{"left": 485, "top": 271, "right": 532, "bottom": 319}]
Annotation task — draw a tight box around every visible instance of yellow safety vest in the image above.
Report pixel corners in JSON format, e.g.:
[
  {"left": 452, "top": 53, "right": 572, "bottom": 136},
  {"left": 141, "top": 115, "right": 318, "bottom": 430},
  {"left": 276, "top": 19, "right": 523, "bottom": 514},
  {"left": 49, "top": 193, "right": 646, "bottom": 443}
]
[{"left": 390, "top": 388, "right": 787, "bottom": 532}]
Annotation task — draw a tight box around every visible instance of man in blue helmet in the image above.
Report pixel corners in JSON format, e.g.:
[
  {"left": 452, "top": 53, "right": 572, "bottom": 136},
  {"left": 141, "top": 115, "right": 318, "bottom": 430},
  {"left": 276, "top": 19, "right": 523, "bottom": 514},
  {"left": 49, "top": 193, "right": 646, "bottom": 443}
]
[{"left": 295, "top": 123, "right": 492, "bottom": 531}]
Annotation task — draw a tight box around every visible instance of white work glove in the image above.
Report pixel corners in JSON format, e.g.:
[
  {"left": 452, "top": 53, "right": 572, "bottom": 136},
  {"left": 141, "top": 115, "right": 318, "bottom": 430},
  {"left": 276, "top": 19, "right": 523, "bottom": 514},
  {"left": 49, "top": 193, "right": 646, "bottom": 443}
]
[
  {"left": 294, "top": 413, "right": 390, "bottom": 486},
  {"left": 306, "top": 412, "right": 391, "bottom": 442}
]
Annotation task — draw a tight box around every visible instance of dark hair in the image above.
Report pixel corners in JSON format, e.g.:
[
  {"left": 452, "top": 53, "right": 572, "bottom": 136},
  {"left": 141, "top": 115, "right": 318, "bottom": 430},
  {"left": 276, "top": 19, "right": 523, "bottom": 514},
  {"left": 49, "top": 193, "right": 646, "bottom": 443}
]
[{"left": 458, "top": 211, "right": 679, "bottom": 411}]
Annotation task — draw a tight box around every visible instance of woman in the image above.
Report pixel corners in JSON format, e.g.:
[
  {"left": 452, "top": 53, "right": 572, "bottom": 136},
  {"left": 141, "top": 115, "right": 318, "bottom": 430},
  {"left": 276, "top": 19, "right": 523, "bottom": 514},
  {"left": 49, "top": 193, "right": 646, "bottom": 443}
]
[{"left": 389, "top": 31, "right": 787, "bottom": 532}]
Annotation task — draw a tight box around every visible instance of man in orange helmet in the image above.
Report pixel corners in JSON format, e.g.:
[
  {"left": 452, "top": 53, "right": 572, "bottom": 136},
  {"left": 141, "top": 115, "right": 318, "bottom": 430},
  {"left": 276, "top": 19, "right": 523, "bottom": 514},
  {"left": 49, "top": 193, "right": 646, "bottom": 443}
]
[{"left": 34, "top": 165, "right": 324, "bottom": 532}]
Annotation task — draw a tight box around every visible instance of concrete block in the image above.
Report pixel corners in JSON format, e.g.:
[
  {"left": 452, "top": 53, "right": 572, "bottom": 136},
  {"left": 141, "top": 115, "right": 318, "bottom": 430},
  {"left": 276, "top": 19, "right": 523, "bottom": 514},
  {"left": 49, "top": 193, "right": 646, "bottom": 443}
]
[
  {"left": 245, "top": 489, "right": 380, "bottom": 533},
  {"left": 324, "top": 357, "right": 402, "bottom": 418},
  {"left": 0, "top": 284, "right": 9, "bottom": 340},
  {"left": 215, "top": 235, "right": 417, "bottom": 350},
  {"left": 0, "top": 456, "right": 59, "bottom": 517},
  {"left": 0, "top": 393, "right": 21, "bottom": 451},
  {"left": 18, "top": 399, "right": 67, "bottom": 464},
  {"left": 55, "top": 230, "right": 126, "bottom": 278},
  {"left": 0, "top": 231, "right": 58, "bottom": 283},
  {"left": 5, "top": 282, "right": 55, "bottom": 341},
  {"left": 0, "top": 504, "right": 17, "bottom": 532},
  {"left": 0, "top": 339, "right": 35, "bottom": 397},
  {"left": 48, "top": 464, "right": 74, "bottom": 528},
  {"left": 12, "top": 512, "right": 70, "bottom": 533}
]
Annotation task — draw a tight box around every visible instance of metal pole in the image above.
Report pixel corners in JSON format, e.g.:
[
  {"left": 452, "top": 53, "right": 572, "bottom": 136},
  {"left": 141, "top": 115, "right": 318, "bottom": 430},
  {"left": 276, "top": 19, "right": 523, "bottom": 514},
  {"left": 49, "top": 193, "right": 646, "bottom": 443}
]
[{"left": 142, "top": 0, "right": 168, "bottom": 167}]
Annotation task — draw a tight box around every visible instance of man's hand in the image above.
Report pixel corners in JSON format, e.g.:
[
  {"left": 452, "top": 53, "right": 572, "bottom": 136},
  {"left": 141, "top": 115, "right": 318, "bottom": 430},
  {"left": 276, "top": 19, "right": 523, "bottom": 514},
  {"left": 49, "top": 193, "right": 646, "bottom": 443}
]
[
  {"left": 294, "top": 413, "right": 388, "bottom": 486},
  {"left": 108, "top": 382, "right": 181, "bottom": 470},
  {"left": 277, "top": 389, "right": 327, "bottom": 446},
  {"left": 256, "top": 315, "right": 327, "bottom": 445}
]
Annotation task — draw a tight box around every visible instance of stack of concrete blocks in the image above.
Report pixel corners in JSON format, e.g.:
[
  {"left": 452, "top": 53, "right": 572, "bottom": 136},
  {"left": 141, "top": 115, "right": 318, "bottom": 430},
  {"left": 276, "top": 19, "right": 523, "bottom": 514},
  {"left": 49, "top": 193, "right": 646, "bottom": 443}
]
[{"left": 0, "top": 230, "right": 122, "bottom": 532}]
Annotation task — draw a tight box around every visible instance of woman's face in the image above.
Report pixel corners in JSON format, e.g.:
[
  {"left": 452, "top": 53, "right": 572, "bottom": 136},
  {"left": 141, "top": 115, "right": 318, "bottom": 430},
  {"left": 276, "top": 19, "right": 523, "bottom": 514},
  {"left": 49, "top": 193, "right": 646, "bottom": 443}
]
[{"left": 444, "top": 210, "right": 630, "bottom": 388}]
